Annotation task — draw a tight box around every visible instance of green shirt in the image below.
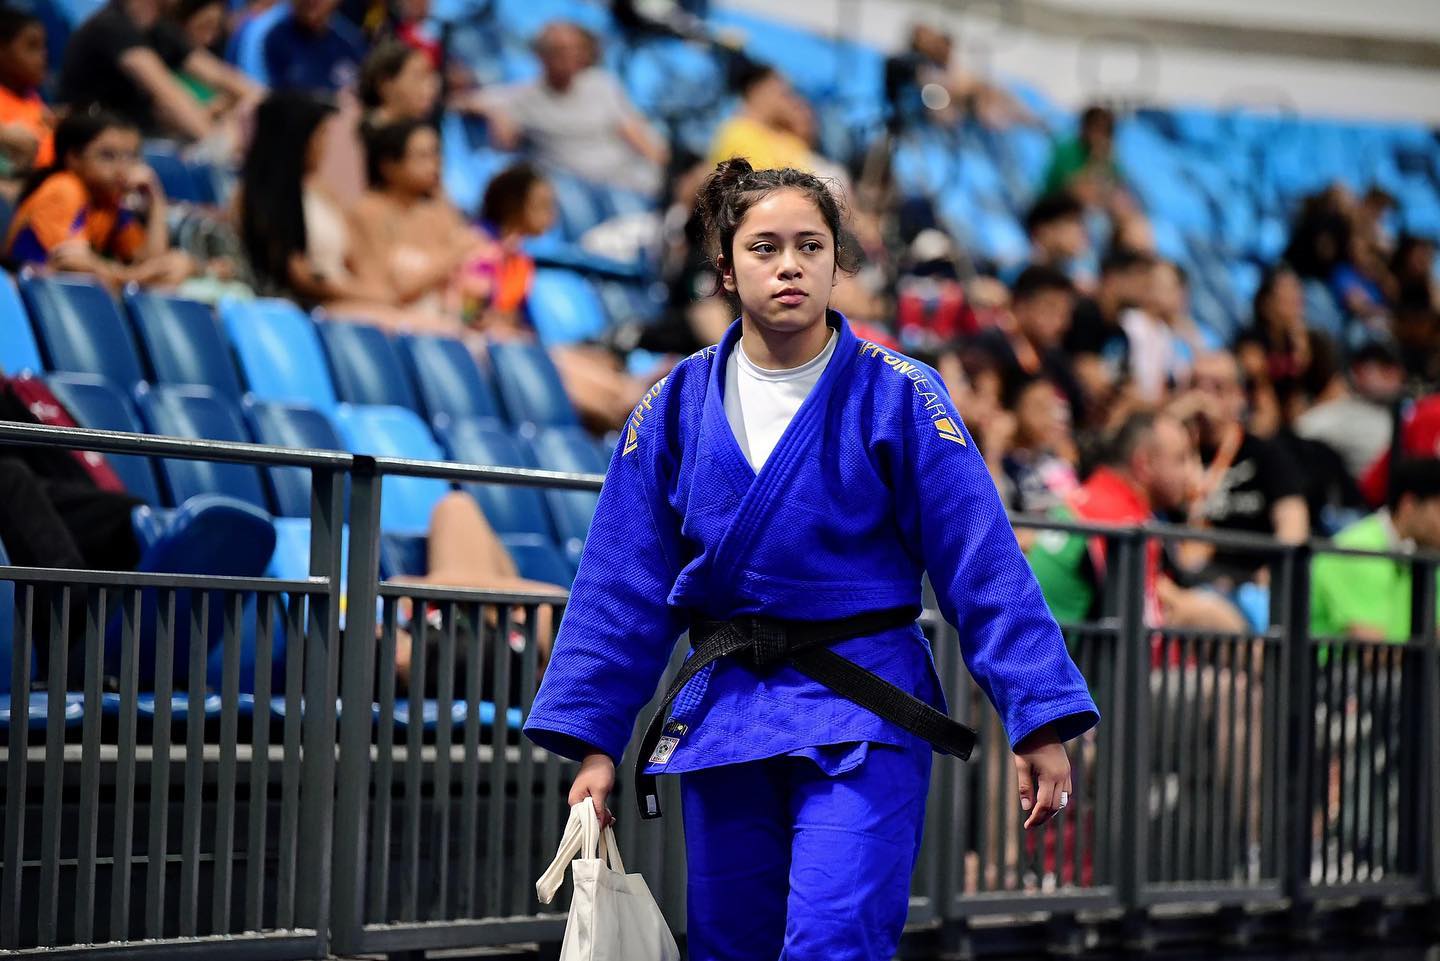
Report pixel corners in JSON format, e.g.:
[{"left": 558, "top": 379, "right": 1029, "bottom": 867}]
[
  {"left": 1025, "top": 507, "right": 1094, "bottom": 624},
  {"left": 1310, "top": 512, "right": 1437, "bottom": 641},
  {"left": 1041, "top": 138, "right": 1122, "bottom": 197}
]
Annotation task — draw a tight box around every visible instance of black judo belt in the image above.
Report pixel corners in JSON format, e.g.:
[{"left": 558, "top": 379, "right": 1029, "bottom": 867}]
[{"left": 634, "top": 606, "right": 978, "bottom": 819}]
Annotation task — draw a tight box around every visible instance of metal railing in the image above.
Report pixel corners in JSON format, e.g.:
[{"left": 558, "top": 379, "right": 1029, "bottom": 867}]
[{"left": 0, "top": 421, "right": 1436, "bottom": 957}]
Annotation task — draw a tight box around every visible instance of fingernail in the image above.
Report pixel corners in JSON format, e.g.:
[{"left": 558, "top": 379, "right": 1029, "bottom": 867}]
[{"left": 1021, "top": 798, "right": 1032, "bottom": 812}]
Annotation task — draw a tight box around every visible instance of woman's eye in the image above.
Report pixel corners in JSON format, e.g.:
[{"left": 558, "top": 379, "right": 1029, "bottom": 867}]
[
  {"left": 752, "top": 243, "right": 775, "bottom": 254},
  {"left": 802, "top": 241, "right": 823, "bottom": 253}
]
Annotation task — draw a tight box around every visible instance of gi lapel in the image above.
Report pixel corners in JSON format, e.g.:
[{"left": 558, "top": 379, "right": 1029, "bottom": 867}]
[{"left": 707, "top": 312, "right": 857, "bottom": 590}]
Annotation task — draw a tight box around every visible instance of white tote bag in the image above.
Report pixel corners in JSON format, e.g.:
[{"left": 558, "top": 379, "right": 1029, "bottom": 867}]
[{"left": 535, "top": 800, "right": 680, "bottom": 961}]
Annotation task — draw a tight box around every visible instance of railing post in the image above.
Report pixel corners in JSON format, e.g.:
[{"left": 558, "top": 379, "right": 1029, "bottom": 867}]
[
  {"left": 331, "top": 456, "right": 384, "bottom": 955},
  {"left": 1281, "top": 543, "right": 1316, "bottom": 941},
  {"left": 1113, "top": 529, "right": 1150, "bottom": 948},
  {"left": 1409, "top": 556, "right": 1439, "bottom": 926},
  {"left": 297, "top": 465, "right": 346, "bottom": 954}
]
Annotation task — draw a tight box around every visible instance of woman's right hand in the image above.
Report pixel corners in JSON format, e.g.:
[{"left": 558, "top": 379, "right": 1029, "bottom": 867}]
[{"left": 569, "top": 751, "right": 616, "bottom": 830}]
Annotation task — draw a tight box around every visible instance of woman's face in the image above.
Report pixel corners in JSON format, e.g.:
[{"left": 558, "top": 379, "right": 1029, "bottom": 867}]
[
  {"left": 723, "top": 187, "right": 836, "bottom": 336},
  {"left": 1014, "top": 380, "right": 1069, "bottom": 451},
  {"left": 384, "top": 126, "right": 441, "bottom": 195},
  {"left": 383, "top": 51, "right": 439, "bottom": 120},
  {"left": 2, "top": 22, "right": 47, "bottom": 90},
  {"left": 70, "top": 127, "right": 140, "bottom": 202},
  {"left": 1262, "top": 271, "right": 1305, "bottom": 331},
  {"left": 183, "top": 2, "right": 225, "bottom": 50},
  {"left": 518, "top": 179, "right": 556, "bottom": 237}
]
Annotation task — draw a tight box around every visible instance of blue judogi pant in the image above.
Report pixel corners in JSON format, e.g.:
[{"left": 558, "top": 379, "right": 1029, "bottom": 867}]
[{"left": 679, "top": 742, "right": 932, "bottom": 961}]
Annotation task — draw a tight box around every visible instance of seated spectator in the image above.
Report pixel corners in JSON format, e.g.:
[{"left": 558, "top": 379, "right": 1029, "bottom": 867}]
[
  {"left": 0, "top": 7, "right": 52, "bottom": 182},
  {"left": 1023, "top": 191, "right": 1089, "bottom": 282},
  {"left": 347, "top": 119, "right": 491, "bottom": 323},
  {"left": 1065, "top": 247, "right": 1153, "bottom": 424},
  {"left": 1171, "top": 351, "right": 1309, "bottom": 586},
  {"left": 967, "top": 264, "right": 1086, "bottom": 426},
  {"left": 883, "top": 23, "right": 1034, "bottom": 131},
  {"left": 1122, "top": 260, "right": 1201, "bottom": 405},
  {"left": 1026, "top": 411, "right": 1245, "bottom": 631},
  {"left": 707, "top": 63, "right": 817, "bottom": 173},
  {"left": 1295, "top": 337, "right": 1398, "bottom": 480},
  {"left": 1311, "top": 458, "right": 1440, "bottom": 641},
  {"left": 485, "top": 20, "right": 666, "bottom": 195},
  {"left": 5, "top": 109, "right": 195, "bottom": 289},
  {"left": 58, "top": 0, "right": 261, "bottom": 145},
  {"left": 171, "top": 0, "right": 229, "bottom": 106},
  {"left": 469, "top": 163, "right": 657, "bottom": 430},
  {"left": 357, "top": 39, "right": 438, "bottom": 127},
  {"left": 1042, "top": 104, "right": 1122, "bottom": 204},
  {"left": 262, "top": 0, "right": 366, "bottom": 94},
  {"left": 1236, "top": 265, "right": 1313, "bottom": 438},
  {"left": 998, "top": 375, "right": 1079, "bottom": 514}
]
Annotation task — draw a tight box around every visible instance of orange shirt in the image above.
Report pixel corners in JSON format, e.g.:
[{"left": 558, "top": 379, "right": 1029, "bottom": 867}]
[
  {"left": 0, "top": 85, "right": 53, "bottom": 168},
  {"left": 5, "top": 171, "right": 147, "bottom": 266}
]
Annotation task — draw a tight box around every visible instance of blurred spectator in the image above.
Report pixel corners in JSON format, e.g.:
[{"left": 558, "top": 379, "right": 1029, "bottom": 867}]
[
  {"left": 882, "top": 23, "right": 1033, "bottom": 131},
  {"left": 1042, "top": 105, "right": 1122, "bottom": 204},
  {"left": 1392, "top": 234, "right": 1438, "bottom": 314},
  {"left": 347, "top": 119, "right": 490, "bottom": 325},
  {"left": 1283, "top": 184, "right": 1350, "bottom": 282},
  {"left": 1311, "top": 458, "right": 1440, "bottom": 641},
  {"left": 59, "top": 0, "right": 260, "bottom": 143},
  {"left": 0, "top": 7, "right": 51, "bottom": 181},
  {"left": 262, "top": 0, "right": 366, "bottom": 94},
  {"left": 171, "top": 0, "right": 228, "bottom": 105},
  {"left": 1122, "top": 260, "right": 1201, "bottom": 405},
  {"left": 1064, "top": 248, "right": 1153, "bottom": 422},
  {"left": 1174, "top": 351, "right": 1309, "bottom": 585},
  {"left": 1108, "top": 211, "right": 1155, "bottom": 256},
  {"left": 998, "top": 375, "right": 1079, "bottom": 514},
  {"left": 707, "top": 63, "right": 816, "bottom": 173},
  {"left": 1359, "top": 394, "right": 1440, "bottom": 508},
  {"left": 968, "top": 265, "right": 1085, "bottom": 422},
  {"left": 1027, "top": 411, "right": 1245, "bottom": 630},
  {"left": 5, "top": 109, "right": 196, "bottom": 289},
  {"left": 1023, "top": 191, "right": 1089, "bottom": 281},
  {"left": 485, "top": 20, "right": 666, "bottom": 196},
  {"left": 358, "top": 39, "right": 438, "bottom": 126},
  {"left": 1236, "top": 265, "right": 1312, "bottom": 438},
  {"left": 1294, "top": 338, "right": 1397, "bottom": 480},
  {"left": 1330, "top": 186, "right": 1396, "bottom": 319}
]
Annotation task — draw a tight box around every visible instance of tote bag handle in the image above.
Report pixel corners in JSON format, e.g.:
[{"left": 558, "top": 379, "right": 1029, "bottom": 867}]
[{"left": 536, "top": 800, "right": 626, "bottom": 904}]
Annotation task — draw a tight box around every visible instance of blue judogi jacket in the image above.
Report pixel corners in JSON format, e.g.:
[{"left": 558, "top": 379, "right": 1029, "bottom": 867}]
[{"left": 523, "top": 313, "right": 1099, "bottom": 773}]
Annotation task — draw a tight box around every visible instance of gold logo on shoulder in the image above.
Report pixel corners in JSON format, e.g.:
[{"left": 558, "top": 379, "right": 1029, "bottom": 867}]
[{"left": 932, "top": 417, "right": 967, "bottom": 445}]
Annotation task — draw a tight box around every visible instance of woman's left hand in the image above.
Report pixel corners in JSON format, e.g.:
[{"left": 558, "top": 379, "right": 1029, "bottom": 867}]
[{"left": 1013, "top": 724, "right": 1072, "bottom": 830}]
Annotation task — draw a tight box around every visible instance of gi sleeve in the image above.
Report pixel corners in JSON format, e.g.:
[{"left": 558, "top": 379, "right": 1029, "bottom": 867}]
[
  {"left": 522, "top": 386, "right": 687, "bottom": 764},
  {"left": 882, "top": 366, "right": 1099, "bottom": 749}
]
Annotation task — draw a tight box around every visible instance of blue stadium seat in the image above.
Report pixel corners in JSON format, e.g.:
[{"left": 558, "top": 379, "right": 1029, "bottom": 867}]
[
  {"left": 396, "top": 333, "right": 503, "bottom": 428},
  {"left": 331, "top": 405, "right": 451, "bottom": 534},
  {"left": 219, "top": 298, "right": 339, "bottom": 411},
  {"left": 0, "top": 537, "right": 20, "bottom": 696},
  {"left": 45, "top": 373, "right": 163, "bottom": 505},
  {"left": 0, "top": 272, "right": 42, "bottom": 375},
  {"left": 244, "top": 401, "right": 347, "bottom": 517},
  {"left": 526, "top": 425, "right": 604, "bottom": 566},
  {"left": 548, "top": 172, "right": 607, "bottom": 242},
  {"left": 437, "top": 417, "right": 553, "bottom": 539},
  {"left": 143, "top": 146, "right": 204, "bottom": 204},
  {"left": 501, "top": 533, "right": 575, "bottom": 586},
  {"left": 487, "top": 341, "right": 578, "bottom": 428},
  {"left": 134, "top": 384, "right": 270, "bottom": 510},
  {"left": 21, "top": 275, "right": 147, "bottom": 389},
  {"left": 318, "top": 321, "right": 422, "bottom": 411},
  {"left": 124, "top": 292, "right": 245, "bottom": 401},
  {"left": 525, "top": 268, "right": 609, "bottom": 345}
]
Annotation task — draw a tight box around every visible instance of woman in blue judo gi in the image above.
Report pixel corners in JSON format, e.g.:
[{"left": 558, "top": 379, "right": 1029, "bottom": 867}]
[{"left": 523, "top": 158, "right": 1100, "bottom": 960}]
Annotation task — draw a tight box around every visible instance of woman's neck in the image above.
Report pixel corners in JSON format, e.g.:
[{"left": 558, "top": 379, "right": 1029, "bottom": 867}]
[{"left": 738, "top": 312, "right": 831, "bottom": 370}]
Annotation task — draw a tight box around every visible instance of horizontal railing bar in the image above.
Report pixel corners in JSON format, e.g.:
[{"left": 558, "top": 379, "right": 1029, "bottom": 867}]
[
  {"left": 5, "top": 931, "right": 321, "bottom": 960},
  {"left": 376, "top": 581, "right": 570, "bottom": 605},
  {"left": 371, "top": 455, "right": 605, "bottom": 490},
  {"left": 1151, "top": 626, "right": 1284, "bottom": 643},
  {"left": 0, "top": 421, "right": 352, "bottom": 469},
  {"left": 355, "top": 917, "right": 567, "bottom": 951},
  {"left": 0, "top": 566, "right": 324, "bottom": 592}
]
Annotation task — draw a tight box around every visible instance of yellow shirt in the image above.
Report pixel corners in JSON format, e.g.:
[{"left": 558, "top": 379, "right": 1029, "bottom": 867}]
[{"left": 707, "top": 115, "right": 815, "bottom": 172}]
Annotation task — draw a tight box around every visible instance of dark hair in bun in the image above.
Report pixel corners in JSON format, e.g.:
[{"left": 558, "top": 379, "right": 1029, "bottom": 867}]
[{"left": 694, "top": 157, "right": 859, "bottom": 289}]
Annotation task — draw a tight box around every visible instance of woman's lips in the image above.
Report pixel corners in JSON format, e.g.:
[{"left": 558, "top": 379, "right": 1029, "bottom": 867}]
[{"left": 774, "top": 288, "right": 807, "bottom": 306}]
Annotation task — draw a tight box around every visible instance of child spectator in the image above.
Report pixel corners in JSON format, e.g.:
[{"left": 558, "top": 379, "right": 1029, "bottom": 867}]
[
  {"left": 1000, "top": 375, "right": 1080, "bottom": 514},
  {"left": 1023, "top": 191, "right": 1090, "bottom": 281},
  {"left": 0, "top": 7, "right": 52, "bottom": 181},
  {"left": 5, "top": 109, "right": 195, "bottom": 289}
]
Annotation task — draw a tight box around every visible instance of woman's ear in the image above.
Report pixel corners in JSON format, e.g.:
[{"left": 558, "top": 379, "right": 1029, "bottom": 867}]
[{"left": 719, "top": 255, "right": 736, "bottom": 293}]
